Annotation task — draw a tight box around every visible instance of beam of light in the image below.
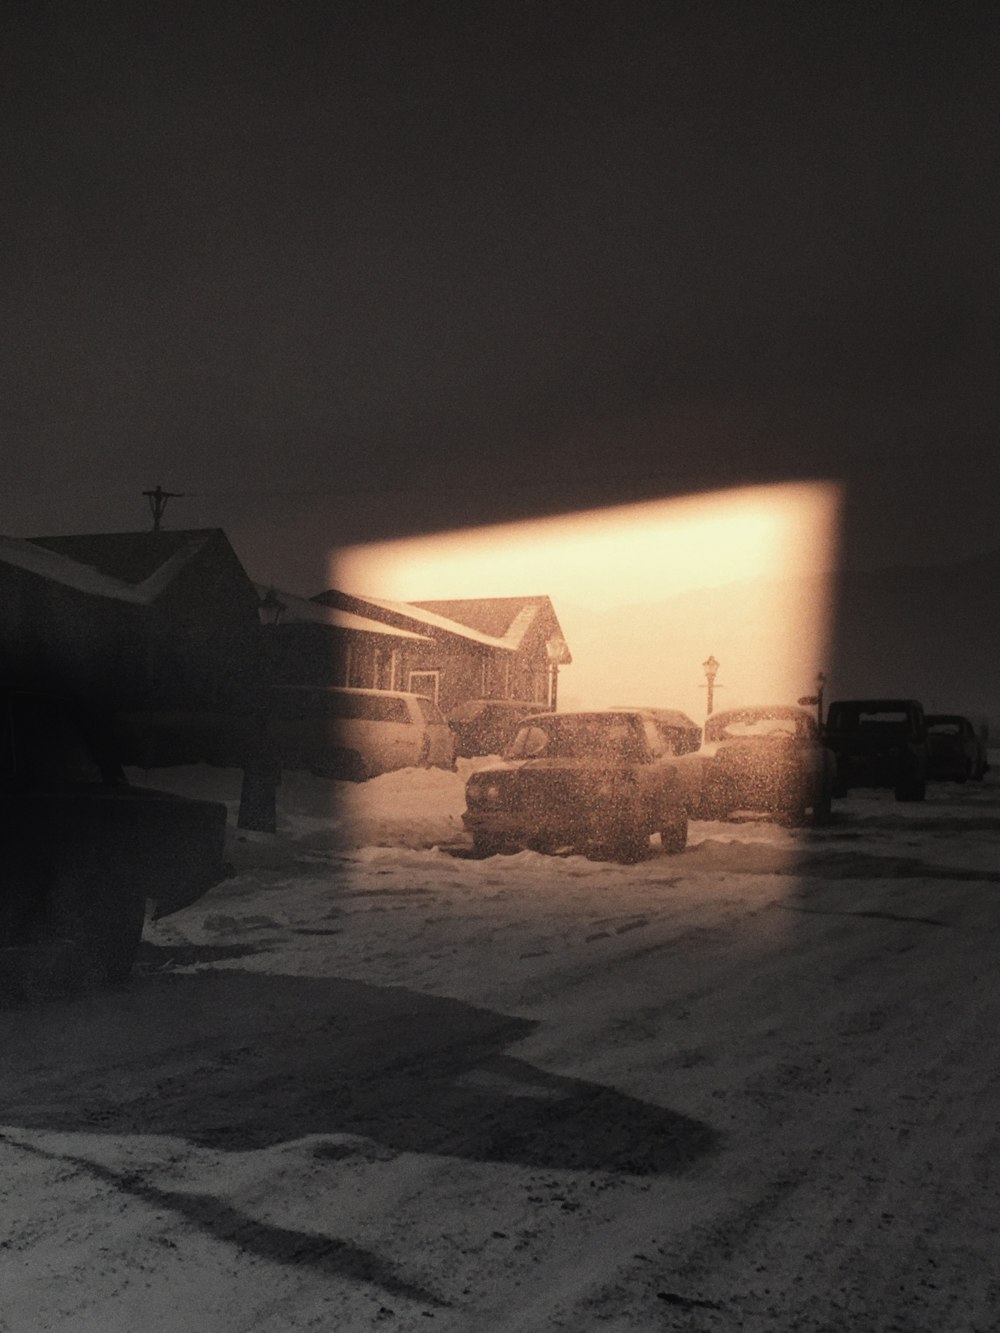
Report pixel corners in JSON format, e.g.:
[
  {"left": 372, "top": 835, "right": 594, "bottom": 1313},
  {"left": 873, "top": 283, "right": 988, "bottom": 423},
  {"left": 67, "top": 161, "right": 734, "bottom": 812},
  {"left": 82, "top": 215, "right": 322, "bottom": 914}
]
[{"left": 331, "top": 481, "right": 842, "bottom": 725}]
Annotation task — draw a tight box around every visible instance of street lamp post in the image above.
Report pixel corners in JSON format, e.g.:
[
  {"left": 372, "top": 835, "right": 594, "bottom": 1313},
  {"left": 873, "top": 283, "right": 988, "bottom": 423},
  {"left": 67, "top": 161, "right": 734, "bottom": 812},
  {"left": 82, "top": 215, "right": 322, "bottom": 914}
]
[
  {"left": 257, "top": 587, "right": 285, "bottom": 627},
  {"left": 701, "top": 655, "right": 721, "bottom": 717},
  {"left": 798, "top": 670, "right": 827, "bottom": 728},
  {"left": 239, "top": 587, "right": 286, "bottom": 836},
  {"left": 546, "top": 634, "right": 569, "bottom": 710},
  {"left": 815, "top": 671, "right": 826, "bottom": 727}
]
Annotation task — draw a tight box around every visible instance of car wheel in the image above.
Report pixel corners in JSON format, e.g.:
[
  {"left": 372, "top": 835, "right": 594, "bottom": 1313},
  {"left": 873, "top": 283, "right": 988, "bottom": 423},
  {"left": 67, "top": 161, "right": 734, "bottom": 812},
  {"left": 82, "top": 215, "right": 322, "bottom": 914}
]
[
  {"left": 697, "top": 791, "right": 727, "bottom": 820},
  {"left": 472, "top": 833, "right": 504, "bottom": 858},
  {"left": 45, "top": 864, "right": 146, "bottom": 985},
  {"left": 104, "top": 889, "right": 148, "bottom": 983},
  {"left": 812, "top": 790, "right": 833, "bottom": 825},
  {"left": 894, "top": 776, "right": 927, "bottom": 802},
  {"left": 660, "top": 812, "right": 688, "bottom": 854},
  {"left": 337, "top": 750, "right": 368, "bottom": 782},
  {"left": 610, "top": 822, "right": 648, "bottom": 864},
  {"left": 782, "top": 805, "right": 809, "bottom": 828}
]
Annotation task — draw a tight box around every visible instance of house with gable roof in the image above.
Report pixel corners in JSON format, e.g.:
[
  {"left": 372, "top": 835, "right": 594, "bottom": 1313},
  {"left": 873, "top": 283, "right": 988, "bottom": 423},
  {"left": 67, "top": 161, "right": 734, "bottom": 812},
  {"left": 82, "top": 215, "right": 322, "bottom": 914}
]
[
  {"left": 310, "top": 589, "right": 572, "bottom": 713},
  {"left": 25, "top": 528, "right": 264, "bottom": 714},
  {"left": 1, "top": 534, "right": 148, "bottom": 701},
  {"left": 252, "top": 583, "right": 433, "bottom": 689}
]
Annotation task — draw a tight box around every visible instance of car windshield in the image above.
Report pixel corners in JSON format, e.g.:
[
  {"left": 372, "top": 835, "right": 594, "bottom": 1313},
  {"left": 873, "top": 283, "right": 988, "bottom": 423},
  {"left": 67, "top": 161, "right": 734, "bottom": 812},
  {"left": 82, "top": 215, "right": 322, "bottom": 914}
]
[
  {"left": 505, "top": 715, "right": 646, "bottom": 762},
  {"left": 828, "top": 707, "right": 910, "bottom": 732},
  {"left": 705, "top": 712, "right": 799, "bottom": 742},
  {"left": 928, "top": 721, "right": 961, "bottom": 735}
]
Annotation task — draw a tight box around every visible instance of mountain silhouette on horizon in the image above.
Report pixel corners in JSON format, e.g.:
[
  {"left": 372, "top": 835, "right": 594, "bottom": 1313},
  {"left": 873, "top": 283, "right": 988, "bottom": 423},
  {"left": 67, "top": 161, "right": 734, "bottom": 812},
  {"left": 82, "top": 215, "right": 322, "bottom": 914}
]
[{"left": 553, "top": 547, "right": 1000, "bottom": 730}]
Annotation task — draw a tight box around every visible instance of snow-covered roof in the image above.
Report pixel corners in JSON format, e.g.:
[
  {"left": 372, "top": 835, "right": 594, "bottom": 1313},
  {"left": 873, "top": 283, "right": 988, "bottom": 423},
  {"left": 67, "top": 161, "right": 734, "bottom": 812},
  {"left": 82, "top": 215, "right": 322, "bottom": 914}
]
[
  {"left": 24, "top": 529, "right": 251, "bottom": 608},
  {"left": 131, "top": 536, "right": 217, "bottom": 602},
  {"left": 409, "top": 595, "right": 564, "bottom": 653},
  {"left": 337, "top": 592, "right": 519, "bottom": 651},
  {"left": 0, "top": 534, "right": 148, "bottom": 604},
  {"left": 27, "top": 529, "right": 221, "bottom": 586},
  {"left": 254, "top": 585, "right": 431, "bottom": 641}
]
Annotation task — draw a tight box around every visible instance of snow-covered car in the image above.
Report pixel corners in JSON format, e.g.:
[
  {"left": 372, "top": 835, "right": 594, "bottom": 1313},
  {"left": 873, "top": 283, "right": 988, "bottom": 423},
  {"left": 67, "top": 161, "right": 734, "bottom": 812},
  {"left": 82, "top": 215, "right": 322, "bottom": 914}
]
[
  {"left": 462, "top": 709, "right": 689, "bottom": 862},
  {"left": 925, "top": 714, "right": 990, "bottom": 782},
  {"left": 1, "top": 687, "right": 229, "bottom": 984},
  {"left": 824, "top": 698, "right": 929, "bottom": 801},
  {"left": 694, "top": 705, "right": 836, "bottom": 824},
  {"left": 447, "top": 698, "right": 549, "bottom": 758},
  {"left": 268, "top": 685, "right": 455, "bottom": 781},
  {"left": 611, "top": 706, "right": 702, "bottom": 755}
]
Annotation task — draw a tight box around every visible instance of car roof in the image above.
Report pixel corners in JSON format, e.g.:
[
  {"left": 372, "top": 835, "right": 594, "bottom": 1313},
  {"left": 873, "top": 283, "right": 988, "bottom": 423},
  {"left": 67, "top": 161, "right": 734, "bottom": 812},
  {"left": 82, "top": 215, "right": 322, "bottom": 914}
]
[
  {"left": 612, "top": 706, "right": 700, "bottom": 727},
  {"left": 709, "top": 704, "right": 811, "bottom": 723},
  {"left": 271, "top": 685, "right": 427, "bottom": 700},
  {"left": 448, "top": 697, "right": 546, "bottom": 720},
  {"left": 828, "top": 698, "right": 922, "bottom": 709},
  {"left": 518, "top": 709, "right": 648, "bottom": 724}
]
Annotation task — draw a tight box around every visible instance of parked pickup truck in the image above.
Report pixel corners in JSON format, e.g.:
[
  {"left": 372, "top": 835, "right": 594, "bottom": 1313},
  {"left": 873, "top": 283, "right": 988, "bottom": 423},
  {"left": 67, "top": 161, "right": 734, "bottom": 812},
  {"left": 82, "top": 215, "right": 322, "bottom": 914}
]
[
  {"left": 823, "top": 697, "right": 929, "bottom": 801},
  {"left": 1, "top": 687, "right": 230, "bottom": 986}
]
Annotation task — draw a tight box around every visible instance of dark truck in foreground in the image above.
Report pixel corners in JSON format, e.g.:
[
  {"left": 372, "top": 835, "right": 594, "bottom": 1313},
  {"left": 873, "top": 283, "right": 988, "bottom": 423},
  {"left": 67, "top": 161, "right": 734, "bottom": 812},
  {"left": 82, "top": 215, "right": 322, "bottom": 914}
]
[
  {"left": 824, "top": 698, "right": 929, "bottom": 801},
  {"left": 1, "top": 688, "right": 229, "bottom": 988}
]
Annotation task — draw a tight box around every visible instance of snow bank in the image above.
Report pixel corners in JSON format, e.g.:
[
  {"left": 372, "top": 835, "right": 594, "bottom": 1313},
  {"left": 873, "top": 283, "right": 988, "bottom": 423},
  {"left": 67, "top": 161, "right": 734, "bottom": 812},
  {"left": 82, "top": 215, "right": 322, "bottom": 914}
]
[{"left": 126, "top": 758, "right": 494, "bottom": 854}]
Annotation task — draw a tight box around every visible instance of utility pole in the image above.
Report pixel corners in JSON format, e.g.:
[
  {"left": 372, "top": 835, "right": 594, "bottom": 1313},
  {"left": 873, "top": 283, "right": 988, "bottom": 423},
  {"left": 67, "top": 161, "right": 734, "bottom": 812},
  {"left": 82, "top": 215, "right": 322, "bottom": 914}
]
[{"left": 143, "top": 485, "right": 185, "bottom": 533}]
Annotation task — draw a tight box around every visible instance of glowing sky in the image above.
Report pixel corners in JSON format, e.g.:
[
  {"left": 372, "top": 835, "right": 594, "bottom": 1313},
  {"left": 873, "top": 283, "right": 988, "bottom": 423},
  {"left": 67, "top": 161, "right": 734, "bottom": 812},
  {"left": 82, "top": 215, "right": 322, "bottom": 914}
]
[{"left": 333, "top": 481, "right": 842, "bottom": 719}]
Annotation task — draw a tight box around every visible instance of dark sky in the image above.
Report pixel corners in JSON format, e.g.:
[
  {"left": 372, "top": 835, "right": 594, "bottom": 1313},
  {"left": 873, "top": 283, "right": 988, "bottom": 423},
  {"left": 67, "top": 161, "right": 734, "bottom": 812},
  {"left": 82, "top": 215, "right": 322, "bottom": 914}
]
[{"left": 2, "top": 1, "right": 998, "bottom": 590}]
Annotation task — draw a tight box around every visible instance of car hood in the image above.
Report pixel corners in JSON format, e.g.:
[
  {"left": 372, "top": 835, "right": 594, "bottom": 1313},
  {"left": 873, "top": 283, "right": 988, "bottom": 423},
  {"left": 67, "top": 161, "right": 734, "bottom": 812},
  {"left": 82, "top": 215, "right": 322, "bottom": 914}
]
[
  {"left": 472, "top": 757, "right": 632, "bottom": 775},
  {"left": 711, "top": 736, "right": 800, "bottom": 763}
]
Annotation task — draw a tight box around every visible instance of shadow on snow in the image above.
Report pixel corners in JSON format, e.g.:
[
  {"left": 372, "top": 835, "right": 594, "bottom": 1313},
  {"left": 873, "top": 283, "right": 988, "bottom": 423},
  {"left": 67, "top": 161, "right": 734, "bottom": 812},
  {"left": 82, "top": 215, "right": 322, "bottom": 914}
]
[{"left": 0, "top": 968, "right": 718, "bottom": 1169}]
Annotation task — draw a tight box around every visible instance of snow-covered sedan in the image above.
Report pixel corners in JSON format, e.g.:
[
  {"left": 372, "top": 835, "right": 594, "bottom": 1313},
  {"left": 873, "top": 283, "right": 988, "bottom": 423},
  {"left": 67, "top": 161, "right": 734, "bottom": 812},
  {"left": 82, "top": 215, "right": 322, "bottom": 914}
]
[
  {"left": 925, "top": 713, "right": 990, "bottom": 783},
  {"left": 695, "top": 704, "right": 836, "bottom": 824},
  {"left": 462, "top": 709, "right": 689, "bottom": 862}
]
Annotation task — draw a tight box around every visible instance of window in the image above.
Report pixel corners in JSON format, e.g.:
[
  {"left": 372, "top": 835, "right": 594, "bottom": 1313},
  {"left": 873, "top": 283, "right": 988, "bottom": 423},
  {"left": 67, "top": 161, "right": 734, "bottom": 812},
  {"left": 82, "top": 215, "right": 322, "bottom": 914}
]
[{"left": 408, "top": 671, "right": 440, "bottom": 704}]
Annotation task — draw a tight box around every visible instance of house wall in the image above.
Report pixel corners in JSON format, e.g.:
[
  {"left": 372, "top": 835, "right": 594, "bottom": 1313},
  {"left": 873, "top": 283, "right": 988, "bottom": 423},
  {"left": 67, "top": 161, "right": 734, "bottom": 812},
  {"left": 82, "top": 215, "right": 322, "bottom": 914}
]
[
  {"left": 152, "top": 538, "right": 264, "bottom": 709},
  {"left": 1, "top": 563, "right": 144, "bottom": 703},
  {"left": 385, "top": 639, "right": 506, "bottom": 712},
  {"left": 268, "top": 623, "right": 350, "bottom": 688},
  {"left": 310, "top": 590, "right": 567, "bottom": 713}
]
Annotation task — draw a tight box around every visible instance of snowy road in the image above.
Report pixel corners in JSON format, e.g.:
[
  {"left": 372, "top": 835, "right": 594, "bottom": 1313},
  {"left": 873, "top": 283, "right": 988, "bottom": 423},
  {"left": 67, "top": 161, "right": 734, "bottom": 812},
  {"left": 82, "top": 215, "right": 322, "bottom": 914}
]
[{"left": 2, "top": 764, "right": 999, "bottom": 1331}]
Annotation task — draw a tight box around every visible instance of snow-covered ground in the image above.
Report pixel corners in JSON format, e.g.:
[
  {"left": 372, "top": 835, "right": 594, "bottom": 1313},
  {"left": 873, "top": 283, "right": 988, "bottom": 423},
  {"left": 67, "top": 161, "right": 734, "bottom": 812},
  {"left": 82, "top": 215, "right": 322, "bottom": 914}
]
[{"left": 2, "top": 755, "right": 999, "bottom": 1331}]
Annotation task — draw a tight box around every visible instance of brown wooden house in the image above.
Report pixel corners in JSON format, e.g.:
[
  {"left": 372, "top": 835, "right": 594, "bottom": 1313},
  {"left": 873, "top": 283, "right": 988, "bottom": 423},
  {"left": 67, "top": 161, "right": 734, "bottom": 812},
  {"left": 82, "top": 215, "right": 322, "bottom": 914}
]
[
  {"left": 310, "top": 590, "right": 572, "bottom": 713},
  {"left": 255, "top": 584, "right": 432, "bottom": 688}
]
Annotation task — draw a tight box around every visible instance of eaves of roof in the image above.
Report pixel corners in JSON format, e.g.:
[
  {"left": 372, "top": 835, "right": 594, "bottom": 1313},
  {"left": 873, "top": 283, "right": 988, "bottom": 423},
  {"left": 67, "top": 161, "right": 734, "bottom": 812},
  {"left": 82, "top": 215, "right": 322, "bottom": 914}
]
[
  {"left": 1, "top": 535, "right": 148, "bottom": 604},
  {"left": 344, "top": 593, "right": 518, "bottom": 651},
  {"left": 254, "top": 585, "right": 431, "bottom": 641}
]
